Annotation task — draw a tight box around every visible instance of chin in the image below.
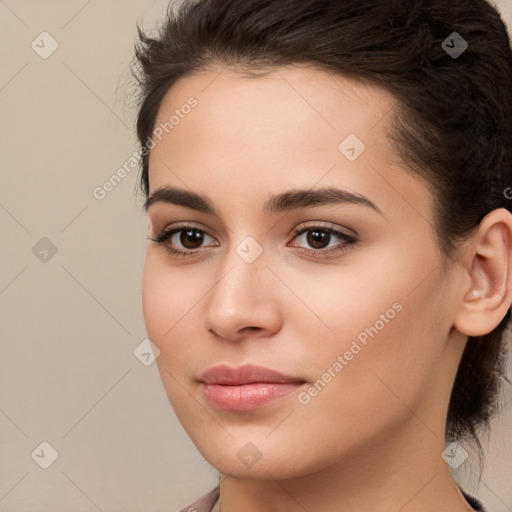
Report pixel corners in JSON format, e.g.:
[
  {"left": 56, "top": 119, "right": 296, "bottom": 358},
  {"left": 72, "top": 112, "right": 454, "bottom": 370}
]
[{"left": 189, "top": 433, "right": 323, "bottom": 481}]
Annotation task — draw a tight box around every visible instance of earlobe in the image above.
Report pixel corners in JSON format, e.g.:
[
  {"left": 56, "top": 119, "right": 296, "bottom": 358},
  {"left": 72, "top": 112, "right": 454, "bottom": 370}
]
[{"left": 454, "top": 208, "right": 512, "bottom": 337}]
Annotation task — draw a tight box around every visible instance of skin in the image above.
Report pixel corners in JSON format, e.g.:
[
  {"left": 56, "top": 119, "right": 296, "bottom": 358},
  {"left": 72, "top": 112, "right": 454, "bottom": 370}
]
[{"left": 141, "top": 63, "right": 512, "bottom": 512}]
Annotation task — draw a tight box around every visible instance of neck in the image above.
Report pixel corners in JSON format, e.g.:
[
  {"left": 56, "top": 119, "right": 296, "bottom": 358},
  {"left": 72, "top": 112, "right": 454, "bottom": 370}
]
[{"left": 214, "top": 420, "right": 474, "bottom": 512}]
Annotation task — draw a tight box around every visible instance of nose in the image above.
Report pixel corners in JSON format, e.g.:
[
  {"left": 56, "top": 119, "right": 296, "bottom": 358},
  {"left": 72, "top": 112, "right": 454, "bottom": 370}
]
[{"left": 203, "top": 246, "right": 283, "bottom": 342}]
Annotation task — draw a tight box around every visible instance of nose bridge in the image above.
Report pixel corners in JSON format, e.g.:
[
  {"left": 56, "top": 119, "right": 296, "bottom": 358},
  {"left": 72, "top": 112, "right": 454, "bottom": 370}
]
[
  {"left": 210, "top": 236, "right": 267, "bottom": 310},
  {"left": 203, "top": 235, "right": 280, "bottom": 339}
]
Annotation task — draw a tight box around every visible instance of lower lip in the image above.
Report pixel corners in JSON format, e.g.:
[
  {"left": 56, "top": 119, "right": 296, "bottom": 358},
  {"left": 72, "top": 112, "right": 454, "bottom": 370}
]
[{"left": 201, "top": 382, "right": 305, "bottom": 411}]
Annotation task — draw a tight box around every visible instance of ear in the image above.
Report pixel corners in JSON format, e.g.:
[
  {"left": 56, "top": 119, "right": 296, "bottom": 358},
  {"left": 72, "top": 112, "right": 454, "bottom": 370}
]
[{"left": 454, "top": 208, "right": 512, "bottom": 337}]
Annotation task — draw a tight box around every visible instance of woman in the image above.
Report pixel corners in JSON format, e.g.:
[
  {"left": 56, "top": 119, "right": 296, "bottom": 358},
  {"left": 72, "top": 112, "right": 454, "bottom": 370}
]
[{"left": 132, "top": 0, "right": 512, "bottom": 510}]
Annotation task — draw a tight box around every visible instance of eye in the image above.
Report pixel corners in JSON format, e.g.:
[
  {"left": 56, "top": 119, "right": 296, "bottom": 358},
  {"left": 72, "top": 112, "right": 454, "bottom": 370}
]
[
  {"left": 148, "top": 222, "right": 358, "bottom": 259},
  {"left": 288, "top": 224, "right": 357, "bottom": 257},
  {"left": 148, "top": 224, "right": 218, "bottom": 257}
]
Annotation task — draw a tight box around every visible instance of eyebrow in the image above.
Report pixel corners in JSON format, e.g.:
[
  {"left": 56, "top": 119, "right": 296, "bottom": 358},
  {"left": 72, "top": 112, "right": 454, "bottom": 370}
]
[{"left": 144, "top": 186, "right": 382, "bottom": 215}]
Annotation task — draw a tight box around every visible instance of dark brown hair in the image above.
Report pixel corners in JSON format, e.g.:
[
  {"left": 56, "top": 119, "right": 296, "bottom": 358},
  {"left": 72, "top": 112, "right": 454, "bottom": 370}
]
[{"left": 131, "top": 0, "right": 512, "bottom": 461}]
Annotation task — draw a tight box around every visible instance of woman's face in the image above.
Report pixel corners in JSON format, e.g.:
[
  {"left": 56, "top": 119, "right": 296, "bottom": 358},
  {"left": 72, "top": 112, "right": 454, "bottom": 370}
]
[{"left": 142, "top": 64, "right": 467, "bottom": 479}]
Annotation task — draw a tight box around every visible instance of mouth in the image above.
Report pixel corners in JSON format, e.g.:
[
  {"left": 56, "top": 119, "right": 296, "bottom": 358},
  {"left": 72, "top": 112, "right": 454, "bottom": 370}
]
[{"left": 198, "top": 364, "right": 307, "bottom": 411}]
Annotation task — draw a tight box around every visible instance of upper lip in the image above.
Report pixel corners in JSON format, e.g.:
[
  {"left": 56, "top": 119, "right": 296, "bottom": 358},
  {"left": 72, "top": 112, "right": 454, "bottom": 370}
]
[{"left": 199, "top": 364, "right": 305, "bottom": 385}]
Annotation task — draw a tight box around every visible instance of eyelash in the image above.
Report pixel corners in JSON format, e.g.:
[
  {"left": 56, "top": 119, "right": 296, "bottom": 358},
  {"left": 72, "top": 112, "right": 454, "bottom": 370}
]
[{"left": 148, "top": 223, "right": 358, "bottom": 258}]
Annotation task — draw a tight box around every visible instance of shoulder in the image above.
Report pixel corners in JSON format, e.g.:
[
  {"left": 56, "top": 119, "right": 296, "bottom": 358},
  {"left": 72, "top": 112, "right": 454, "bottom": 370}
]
[{"left": 175, "top": 485, "right": 220, "bottom": 512}]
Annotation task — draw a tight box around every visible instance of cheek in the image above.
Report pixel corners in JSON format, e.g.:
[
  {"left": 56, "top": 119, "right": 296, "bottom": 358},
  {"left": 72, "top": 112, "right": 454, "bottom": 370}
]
[
  {"left": 141, "top": 252, "right": 167, "bottom": 341},
  {"left": 142, "top": 251, "right": 191, "bottom": 351},
  {"left": 281, "top": 251, "right": 405, "bottom": 353},
  {"left": 288, "top": 247, "right": 448, "bottom": 409},
  {"left": 141, "top": 251, "right": 204, "bottom": 412},
  {"left": 270, "top": 273, "right": 446, "bottom": 465},
  {"left": 142, "top": 249, "right": 214, "bottom": 378}
]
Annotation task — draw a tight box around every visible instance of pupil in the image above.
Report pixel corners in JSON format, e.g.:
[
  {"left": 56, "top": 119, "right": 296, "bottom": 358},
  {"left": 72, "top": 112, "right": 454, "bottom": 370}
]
[
  {"left": 181, "top": 229, "right": 203, "bottom": 249},
  {"left": 307, "top": 230, "right": 329, "bottom": 249}
]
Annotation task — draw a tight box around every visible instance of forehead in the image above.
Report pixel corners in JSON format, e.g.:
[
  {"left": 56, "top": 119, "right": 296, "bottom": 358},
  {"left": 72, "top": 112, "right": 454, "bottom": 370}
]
[
  {"left": 147, "top": 63, "right": 432, "bottom": 222},
  {"left": 150, "top": 63, "right": 396, "bottom": 159}
]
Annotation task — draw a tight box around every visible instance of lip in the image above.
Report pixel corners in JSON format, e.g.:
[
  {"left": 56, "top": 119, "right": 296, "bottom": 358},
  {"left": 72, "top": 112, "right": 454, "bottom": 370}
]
[
  {"left": 199, "top": 363, "right": 304, "bottom": 385},
  {"left": 198, "top": 364, "right": 307, "bottom": 411}
]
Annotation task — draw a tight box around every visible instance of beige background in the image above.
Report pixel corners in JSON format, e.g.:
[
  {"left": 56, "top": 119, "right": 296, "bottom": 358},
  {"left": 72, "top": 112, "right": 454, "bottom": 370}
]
[{"left": 0, "top": 1, "right": 511, "bottom": 511}]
